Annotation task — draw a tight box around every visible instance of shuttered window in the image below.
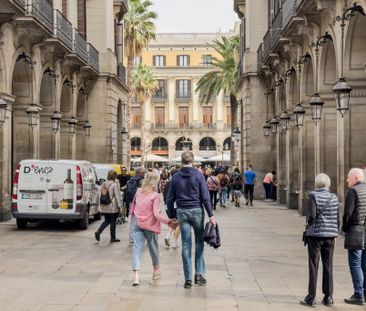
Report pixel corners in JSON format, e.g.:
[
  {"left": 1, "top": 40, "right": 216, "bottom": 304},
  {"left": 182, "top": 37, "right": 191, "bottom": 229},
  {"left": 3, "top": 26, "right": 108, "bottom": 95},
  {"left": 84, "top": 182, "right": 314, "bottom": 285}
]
[
  {"left": 177, "top": 55, "right": 190, "bottom": 67},
  {"left": 202, "top": 106, "right": 213, "bottom": 126},
  {"left": 155, "top": 107, "right": 165, "bottom": 128},
  {"left": 178, "top": 107, "right": 189, "bottom": 128},
  {"left": 131, "top": 107, "right": 142, "bottom": 128},
  {"left": 153, "top": 55, "right": 166, "bottom": 67},
  {"left": 176, "top": 80, "right": 191, "bottom": 98},
  {"left": 77, "top": 0, "right": 87, "bottom": 38}
]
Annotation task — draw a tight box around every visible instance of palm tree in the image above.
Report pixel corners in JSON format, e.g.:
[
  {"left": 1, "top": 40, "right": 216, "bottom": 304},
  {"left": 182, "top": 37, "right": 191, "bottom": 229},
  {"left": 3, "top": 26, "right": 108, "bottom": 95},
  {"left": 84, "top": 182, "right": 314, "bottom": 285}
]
[
  {"left": 124, "top": 0, "right": 157, "bottom": 165},
  {"left": 196, "top": 35, "right": 240, "bottom": 165},
  {"left": 132, "top": 64, "right": 158, "bottom": 166}
]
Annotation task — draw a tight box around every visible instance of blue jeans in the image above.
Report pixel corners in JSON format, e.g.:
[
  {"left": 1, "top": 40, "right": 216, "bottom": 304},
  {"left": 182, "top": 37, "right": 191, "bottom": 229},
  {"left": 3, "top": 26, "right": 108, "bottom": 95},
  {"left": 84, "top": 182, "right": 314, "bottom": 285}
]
[
  {"left": 132, "top": 225, "right": 160, "bottom": 270},
  {"left": 177, "top": 208, "right": 205, "bottom": 281},
  {"left": 220, "top": 187, "right": 228, "bottom": 205},
  {"left": 348, "top": 239, "right": 366, "bottom": 297}
]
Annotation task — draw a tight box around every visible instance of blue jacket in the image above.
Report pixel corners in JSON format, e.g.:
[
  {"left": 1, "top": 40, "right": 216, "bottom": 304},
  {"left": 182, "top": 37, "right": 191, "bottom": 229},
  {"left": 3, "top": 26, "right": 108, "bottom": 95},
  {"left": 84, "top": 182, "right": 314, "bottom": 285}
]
[{"left": 167, "top": 166, "right": 213, "bottom": 218}]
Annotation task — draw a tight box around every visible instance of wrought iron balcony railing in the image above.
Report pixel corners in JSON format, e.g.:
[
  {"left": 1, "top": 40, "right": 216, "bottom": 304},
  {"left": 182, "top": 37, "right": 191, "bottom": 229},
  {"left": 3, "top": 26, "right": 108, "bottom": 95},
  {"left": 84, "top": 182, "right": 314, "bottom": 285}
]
[
  {"left": 263, "top": 29, "right": 271, "bottom": 60},
  {"left": 73, "top": 28, "right": 88, "bottom": 63},
  {"left": 87, "top": 43, "right": 99, "bottom": 72},
  {"left": 176, "top": 92, "right": 192, "bottom": 100},
  {"left": 257, "top": 43, "right": 263, "bottom": 71},
  {"left": 117, "top": 63, "right": 126, "bottom": 83},
  {"left": 53, "top": 9, "right": 73, "bottom": 50},
  {"left": 271, "top": 10, "right": 283, "bottom": 48},
  {"left": 282, "top": 0, "right": 297, "bottom": 29},
  {"left": 13, "top": 0, "right": 26, "bottom": 9},
  {"left": 27, "top": 0, "right": 53, "bottom": 32}
]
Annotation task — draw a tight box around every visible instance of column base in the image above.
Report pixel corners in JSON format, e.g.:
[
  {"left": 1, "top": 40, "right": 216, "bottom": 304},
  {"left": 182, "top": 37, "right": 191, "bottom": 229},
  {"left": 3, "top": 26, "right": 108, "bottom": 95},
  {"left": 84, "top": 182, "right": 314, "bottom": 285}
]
[{"left": 0, "top": 193, "right": 12, "bottom": 222}]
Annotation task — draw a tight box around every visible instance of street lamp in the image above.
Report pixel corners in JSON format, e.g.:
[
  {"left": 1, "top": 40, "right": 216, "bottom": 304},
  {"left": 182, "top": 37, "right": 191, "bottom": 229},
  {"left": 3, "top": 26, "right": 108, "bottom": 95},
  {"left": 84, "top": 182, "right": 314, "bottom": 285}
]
[
  {"left": 121, "top": 127, "right": 128, "bottom": 135},
  {"left": 333, "top": 3, "right": 365, "bottom": 117},
  {"left": 68, "top": 116, "right": 78, "bottom": 135},
  {"left": 0, "top": 98, "right": 8, "bottom": 125},
  {"left": 269, "top": 116, "right": 280, "bottom": 134},
  {"left": 309, "top": 93, "right": 324, "bottom": 125},
  {"left": 51, "top": 111, "right": 62, "bottom": 133},
  {"left": 263, "top": 121, "right": 271, "bottom": 137},
  {"left": 83, "top": 120, "right": 92, "bottom": 137},
  {"left": 280, "top": 110, "right": 291, "bottom": 131},
  {"left": 26, "top": 104, "right": 40, "bottom": 128},
  {"left": 293, "top": 104, "right": 306, "bottom": 127}
]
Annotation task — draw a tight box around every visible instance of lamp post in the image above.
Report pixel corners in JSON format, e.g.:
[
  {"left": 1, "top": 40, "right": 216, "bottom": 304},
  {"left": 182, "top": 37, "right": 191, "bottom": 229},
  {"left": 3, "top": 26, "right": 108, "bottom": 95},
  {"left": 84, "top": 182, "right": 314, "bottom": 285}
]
[
  {"left": 51, "top": 111, "right": 62, "bottom": 133},
  {"left": 68, "top": 116, "right": 78, "bottom": 135},
  {"left": 333, "top": 3, "right": 365, "bottom": 116},
  {"left": 269, "top": 116, "right": 280, "bottom": 134},
  {"left": 26, "top": 104, "right": 40, "bottom": 128},
  {"left": 310, "top": 32, "right": 332, "bottom": 124},
  {"left": 0, "top": 98, "right": 8, "bottom": 125},
  {"left": 83, "top": 120, "right": 92, "bottom": 137},
  {"left": 280, "top": 110, "right": 291, "bottom": 131},
  {"left": 263, "top": 121, "right": 271, "bottom": 137}
]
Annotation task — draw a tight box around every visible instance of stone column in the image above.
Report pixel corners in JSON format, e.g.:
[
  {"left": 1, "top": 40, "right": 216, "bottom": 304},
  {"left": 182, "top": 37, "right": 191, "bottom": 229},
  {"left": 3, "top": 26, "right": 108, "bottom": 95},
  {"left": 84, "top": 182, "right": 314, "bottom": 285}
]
[
  {"left": 168, "top": 79, "right": 175, "bottom": 127},
  {"left": 192, "top": 80, "right": 199, "bottom": 126},
  {"left": 298, "top": 125, "right": 306, "bottom": 215},
  {"left": 337, "top": 113, "right": 349, "bottom": 204},
  {"left": 314, "top": 123, "right": 321, "bottom": 176},
  {"left": 216, "top": 90, "right": 223, "bottom": 130}
]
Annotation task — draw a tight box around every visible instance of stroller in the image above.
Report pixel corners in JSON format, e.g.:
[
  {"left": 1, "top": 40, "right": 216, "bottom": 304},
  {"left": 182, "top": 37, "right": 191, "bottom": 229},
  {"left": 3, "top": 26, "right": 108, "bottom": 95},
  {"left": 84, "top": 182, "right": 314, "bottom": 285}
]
[{"left": 116, "top": 201, "right": 128, "bottom": 225}]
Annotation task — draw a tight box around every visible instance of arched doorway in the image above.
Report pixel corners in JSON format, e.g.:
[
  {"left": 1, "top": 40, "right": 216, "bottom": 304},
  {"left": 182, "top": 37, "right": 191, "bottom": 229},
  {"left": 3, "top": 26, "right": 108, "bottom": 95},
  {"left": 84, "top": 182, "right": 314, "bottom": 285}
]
[
  {"left": 199, "top": 137, "right": 216, "bottom": 151},
  {"left": 223, "top": 137, "right": 231, "bottom": 150},
  {"left": 60, "top": 79, "right": 73, "bottom": 159},
  {"left": 151, "top": 137, "right": 168, "bottom": 157},
  {"left": 131, "top": 137, "right": 141, "bottom": 158},
  {"left": 39, "top": 69, "right": 56, "bottom": 159},
  {"left": 11, "top": 53, "right": 34, "bottom": 173},
  {"left": 175, "top": 136, "right": 192, "bottom": 151}
]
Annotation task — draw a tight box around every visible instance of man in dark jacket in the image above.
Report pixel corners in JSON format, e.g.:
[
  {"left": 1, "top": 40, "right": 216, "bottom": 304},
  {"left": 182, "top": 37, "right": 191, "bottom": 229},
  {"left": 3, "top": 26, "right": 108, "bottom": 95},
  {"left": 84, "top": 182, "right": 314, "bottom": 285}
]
[
  {"left": 167, "top": 151, "right": 216, "bottom": 289},
  {"left": 343, "top": 168, "right": 366, "bottom": 305}
]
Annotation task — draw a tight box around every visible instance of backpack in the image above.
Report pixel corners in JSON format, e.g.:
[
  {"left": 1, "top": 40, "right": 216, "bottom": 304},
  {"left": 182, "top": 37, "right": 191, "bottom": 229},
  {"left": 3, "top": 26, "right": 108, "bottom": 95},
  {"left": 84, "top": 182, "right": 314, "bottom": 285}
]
[
  {"left": 125, "top": 177, "right": 141, "bottom": 202},
  {"left": 221, "top": 176, "right": 229, "bottom": 187},
  {"left": 100, "top": 183, "right": 113, "bottom": 205}
]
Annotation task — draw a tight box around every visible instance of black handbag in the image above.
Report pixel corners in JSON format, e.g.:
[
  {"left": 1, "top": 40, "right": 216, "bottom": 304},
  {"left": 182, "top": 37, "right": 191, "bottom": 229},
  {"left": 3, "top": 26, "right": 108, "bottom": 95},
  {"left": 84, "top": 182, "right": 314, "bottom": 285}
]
[
  {"left": 344, "top": 225, "right": 366, "bottom": 250},
  {"left": 302, "top": 230, "right": 308, "bottom": 246}
]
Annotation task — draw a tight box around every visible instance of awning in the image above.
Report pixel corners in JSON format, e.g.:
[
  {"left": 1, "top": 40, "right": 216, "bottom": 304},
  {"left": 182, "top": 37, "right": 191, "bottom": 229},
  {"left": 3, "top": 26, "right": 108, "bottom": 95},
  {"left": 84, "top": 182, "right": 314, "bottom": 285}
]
[
  {"left": 206, "top": 152, "right": 230, "bottom": 162},
  {"left": 131, "top": 154, "right": 170, "bottom": 163}
]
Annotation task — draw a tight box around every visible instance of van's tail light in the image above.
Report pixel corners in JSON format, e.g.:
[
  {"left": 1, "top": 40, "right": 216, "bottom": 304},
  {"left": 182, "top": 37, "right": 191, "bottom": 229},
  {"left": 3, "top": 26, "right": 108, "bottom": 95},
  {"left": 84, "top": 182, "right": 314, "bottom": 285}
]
[
  {"left": 12, "top": 164, "right": 21, "bottom": 201},
  {"left": 76, "top": 166, "right": 83, "bottom": 200}
]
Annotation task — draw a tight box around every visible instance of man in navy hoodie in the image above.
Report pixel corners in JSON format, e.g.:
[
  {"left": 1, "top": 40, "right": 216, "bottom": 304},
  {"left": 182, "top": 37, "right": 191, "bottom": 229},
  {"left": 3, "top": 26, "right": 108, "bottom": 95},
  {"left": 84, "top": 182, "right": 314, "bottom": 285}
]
[{"left": 167, "top": 151, "right": 216, "bottom": 289}]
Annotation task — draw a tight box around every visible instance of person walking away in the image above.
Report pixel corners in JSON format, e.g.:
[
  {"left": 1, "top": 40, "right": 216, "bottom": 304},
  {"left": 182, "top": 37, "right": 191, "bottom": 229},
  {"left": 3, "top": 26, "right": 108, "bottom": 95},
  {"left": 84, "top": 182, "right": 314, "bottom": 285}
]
[
  {"left": 167, "top": 151, "right": 216, "bottom": 289},
  {"left": 159, "top": 172, "right": 168, "bottom": 194},
  {"left": 130, "top": 171, "right": 176, "bottom": 286},
  {"left": 125, "top": 167, "right": 145, "bottom": 245},
  {"left": 300, "top": 173, "right": 339, "bottom": 307},
  {"left": 95, "top": 170, "right": 122, "bottom": 242},
  {"left": 207, "top": 171, "right": 220, "bottom": 210},
  {"left": 263, "top": 171, "right": 274, "bottom": 202},
  {"left": 243, "top": 165, "right": 256, "bottom": 206},
  {"left": 117, "top": 167, "right": 130, "bottom": 216},
  {"left": 230, "top": 167, "right": 241, "bottom": 202},
  {"left": 219, "top": 171, "right": 229, "bottom": 208},
  {"left": 163, "top": 168, "right": 180, "bottom": 249},
  {"left": 232, "top": 175, "right": 243, "bottom": 207},
  {"left": 342, "top": 168, "right": 366, "bottom": 305}
]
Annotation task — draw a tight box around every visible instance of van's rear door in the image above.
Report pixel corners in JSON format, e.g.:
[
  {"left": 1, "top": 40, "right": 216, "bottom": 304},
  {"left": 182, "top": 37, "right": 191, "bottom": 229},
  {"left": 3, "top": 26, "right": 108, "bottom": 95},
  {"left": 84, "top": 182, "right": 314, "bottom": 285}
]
[
  {"left": 17, "top": 161, "right": 50, "bottom": 214},
  {"left": 46, "top": 163, "right": 76, "bottom": 214}
]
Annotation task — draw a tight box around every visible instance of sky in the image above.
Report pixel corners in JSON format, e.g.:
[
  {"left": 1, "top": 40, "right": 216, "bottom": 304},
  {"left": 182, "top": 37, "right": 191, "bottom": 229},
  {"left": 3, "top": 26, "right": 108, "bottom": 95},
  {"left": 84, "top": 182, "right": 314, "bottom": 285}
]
[{"left": 152, "top": 0, "right": 238, "bottom": 33}]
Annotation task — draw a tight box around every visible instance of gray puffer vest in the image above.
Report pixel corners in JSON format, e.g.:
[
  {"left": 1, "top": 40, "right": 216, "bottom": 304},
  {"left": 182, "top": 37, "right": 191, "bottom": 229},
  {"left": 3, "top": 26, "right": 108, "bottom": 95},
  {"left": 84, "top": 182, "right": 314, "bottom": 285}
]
[{"left": 350, "top": 182, "right": 366, "bottom": 228}]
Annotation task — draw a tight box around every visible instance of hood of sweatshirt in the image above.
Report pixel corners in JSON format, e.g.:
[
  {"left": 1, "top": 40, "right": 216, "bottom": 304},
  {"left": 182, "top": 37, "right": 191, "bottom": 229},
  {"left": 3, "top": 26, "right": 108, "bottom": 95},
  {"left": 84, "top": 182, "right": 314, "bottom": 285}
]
[{"left": 177, "top": 166, "right": 197, "bottom": 178}]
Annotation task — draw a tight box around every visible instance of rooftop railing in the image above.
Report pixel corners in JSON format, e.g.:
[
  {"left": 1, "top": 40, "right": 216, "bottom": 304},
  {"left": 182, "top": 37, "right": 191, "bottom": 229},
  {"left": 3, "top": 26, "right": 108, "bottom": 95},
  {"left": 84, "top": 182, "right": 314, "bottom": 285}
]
[
  {"left": 73, "top": 29, "right": 88, "bottom": 63},
  {"left": 27, "top": 0, "right": 53, "bottom": 32},
  {"left": 87, "top": 43, "right": 99, "bottom": 72},
  {"left": 53, "top": 10, "right": 73, "bottom": 50}
]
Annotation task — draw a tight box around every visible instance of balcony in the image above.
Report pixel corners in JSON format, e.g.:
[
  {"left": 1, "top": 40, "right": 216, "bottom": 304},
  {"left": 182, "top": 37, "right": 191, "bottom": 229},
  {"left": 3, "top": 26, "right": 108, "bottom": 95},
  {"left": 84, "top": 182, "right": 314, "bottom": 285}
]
[
  {"left": 271, "top": 10, "right": 283, "bottom": 49},
  {"left": 132, "top": 123, "right": 141, "bottom": 129},
  {"left": 263, "top": 29, "right": 272, "bottom": 61},
  {"left": 117, "top": 63, "right": 126, "bottom": 84},
  {"left": 176, "top": 92, "right": 192, "bottom": 102},
  {"left": 150, "top": 123, "right": 166, "bottom": 130},
  {"left": 153, "top": 93, "right": 167, "bottom": 103},
  {"left": 73, "top": 29, "right": 88, "bottom": 63},
  {"left": 53, "top": 10, "right": 73, "bottom": 50},
  {"left": 13, "top": 0, "right": 26, "bottom": 9},
  {"left": 27, "top": 0, "right": 54, "bottom": 32},
  {"left": 202, "top": 123, "right": 216, "bottom": 129},
  {"left": 257, "top": 43, "right": 263, "bottom": 71},
  {"left": 282, "top": 0, "right": 297, "bottom": 29},
  {"left": 87, "top": 43, "right": 99, "bottom": 72}
]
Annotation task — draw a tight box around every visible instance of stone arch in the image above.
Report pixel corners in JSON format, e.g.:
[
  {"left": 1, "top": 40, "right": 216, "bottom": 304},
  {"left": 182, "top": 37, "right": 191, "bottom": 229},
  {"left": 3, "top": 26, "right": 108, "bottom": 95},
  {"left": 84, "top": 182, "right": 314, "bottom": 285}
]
[
  {"left": 199, "top": 136, "right": 216, "bottom": 151},
  {"left": 223, "top": 137, "right": 231, "bottom": 149},
  {"left": 152, "top": 137, "right": 168, "bottom": 150},
  {"left": 302, "top": 54, "right": 314, "bottom": 99},
  {"left": 59, "top": 77, "right": 73, "bottom": 159},
  {"left": 175, "top": 137, "right": 192, "bottom": 151},
  {"left": 0, "top": 48, "right": 7, "bottom": 93}
]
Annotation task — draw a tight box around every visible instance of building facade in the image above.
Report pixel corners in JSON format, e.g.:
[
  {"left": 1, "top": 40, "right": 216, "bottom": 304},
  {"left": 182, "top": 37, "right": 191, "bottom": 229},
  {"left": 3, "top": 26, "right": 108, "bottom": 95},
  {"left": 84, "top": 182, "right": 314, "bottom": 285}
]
[
  {"left": 130, "top": 32, "right": 236, "bottom": 163},
  {"left": 234, "top": 0, "right": 366, "bottom": 214},
  {"left": 0, "top": 0, "right": 129, "bottom": 221}
]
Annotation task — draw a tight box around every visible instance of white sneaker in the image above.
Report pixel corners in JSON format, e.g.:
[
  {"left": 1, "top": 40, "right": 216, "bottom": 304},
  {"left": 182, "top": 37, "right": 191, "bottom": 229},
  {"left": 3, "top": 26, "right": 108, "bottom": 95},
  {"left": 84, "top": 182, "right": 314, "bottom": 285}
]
[{"left": 172, "top": 239, "right": 180, "bottom": 249}]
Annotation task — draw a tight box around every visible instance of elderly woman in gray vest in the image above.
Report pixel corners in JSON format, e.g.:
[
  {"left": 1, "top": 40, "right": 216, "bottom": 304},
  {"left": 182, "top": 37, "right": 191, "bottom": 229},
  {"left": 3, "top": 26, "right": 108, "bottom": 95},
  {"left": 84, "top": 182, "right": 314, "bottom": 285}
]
[{"left": 301, "top": 173, "right": 339, "bottom": 307}]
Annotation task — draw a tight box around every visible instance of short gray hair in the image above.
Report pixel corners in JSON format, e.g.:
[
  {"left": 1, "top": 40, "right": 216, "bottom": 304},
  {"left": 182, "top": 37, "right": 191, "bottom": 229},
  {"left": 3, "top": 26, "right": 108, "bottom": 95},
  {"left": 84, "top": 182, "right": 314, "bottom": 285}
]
[
  {"left": 315, "top": 173, "right": 331, "bottom": 189},
  {"left": 181, "top": 151, "right": 194, "bottom": 165},
  {"left": 348, "top": 168, "right": 364, "bottom": 180},
  {"left": 135, "top": 166, "right": 145, "bottom": 176}
]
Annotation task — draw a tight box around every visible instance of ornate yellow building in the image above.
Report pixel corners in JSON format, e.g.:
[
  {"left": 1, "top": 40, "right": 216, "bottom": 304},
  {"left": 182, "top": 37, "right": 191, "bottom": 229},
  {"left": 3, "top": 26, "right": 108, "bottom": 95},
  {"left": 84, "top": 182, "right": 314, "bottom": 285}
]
[{"left": 130, "top": 32, "right": 235, "bottom": 162}]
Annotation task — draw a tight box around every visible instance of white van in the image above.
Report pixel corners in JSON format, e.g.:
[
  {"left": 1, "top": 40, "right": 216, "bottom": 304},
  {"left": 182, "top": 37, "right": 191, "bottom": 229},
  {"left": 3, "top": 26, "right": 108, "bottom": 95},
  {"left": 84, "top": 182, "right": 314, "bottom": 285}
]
[
  {"left": 93, "top": 163, "right": 114, "bottom": 182},
  {"left": 12, "top": 160, "right": 101, "bottom": 230}
]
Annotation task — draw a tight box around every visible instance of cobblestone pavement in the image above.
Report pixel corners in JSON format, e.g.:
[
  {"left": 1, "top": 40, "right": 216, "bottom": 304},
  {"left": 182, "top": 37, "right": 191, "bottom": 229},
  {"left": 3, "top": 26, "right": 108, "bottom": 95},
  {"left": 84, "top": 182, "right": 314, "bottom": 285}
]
[{"left": 0, "top": 199, "right": 362, "bottom": 310}]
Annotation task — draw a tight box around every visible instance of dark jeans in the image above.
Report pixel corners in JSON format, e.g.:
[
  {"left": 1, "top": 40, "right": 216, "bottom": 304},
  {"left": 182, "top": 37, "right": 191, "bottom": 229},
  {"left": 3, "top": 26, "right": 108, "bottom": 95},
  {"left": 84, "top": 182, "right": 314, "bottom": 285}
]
[
  {"left": 348, "top": 239, "right": 366, "bottom": 297},
  {"left": 263, "top": 183, "right": 272, "bottom": 200},
  {"left": 96, "top": 212, "right": 119, "bottom": 240},
  {"left": 209, "top": 190, "right": 218, "bottom": 209},
  {"left": 307, "top": 237, "right": 335, "bottom": 300},
  {"left": 244, "top": 184, "right": 254, "bottom": 203}
]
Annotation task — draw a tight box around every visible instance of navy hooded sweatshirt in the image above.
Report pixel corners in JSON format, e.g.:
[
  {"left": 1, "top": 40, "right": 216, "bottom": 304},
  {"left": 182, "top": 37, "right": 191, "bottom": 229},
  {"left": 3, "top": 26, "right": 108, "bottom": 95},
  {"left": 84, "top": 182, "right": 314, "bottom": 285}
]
[{"left": 166, "top": 166, "right": 213, "bottom": 219}]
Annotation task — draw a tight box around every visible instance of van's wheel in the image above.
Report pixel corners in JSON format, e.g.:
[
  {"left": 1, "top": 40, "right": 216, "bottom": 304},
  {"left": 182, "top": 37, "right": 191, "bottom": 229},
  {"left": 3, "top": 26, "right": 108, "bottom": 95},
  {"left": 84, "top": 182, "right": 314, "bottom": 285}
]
[
  {"left": 78, "top": 211, "right": 89, "bottom": 230},
  {"left": 16, "top": 219, "right": 27, "bottom": 230},
  {"left": 94, "top": 212, "right": 101, "bottom": 221}
]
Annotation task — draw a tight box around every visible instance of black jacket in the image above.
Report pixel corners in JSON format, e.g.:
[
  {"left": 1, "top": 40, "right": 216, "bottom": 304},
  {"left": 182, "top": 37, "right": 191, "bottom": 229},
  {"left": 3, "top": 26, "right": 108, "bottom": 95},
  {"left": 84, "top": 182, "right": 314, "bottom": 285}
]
[{"left": 204, "top": 222, "right": 221, "bottom": 249}]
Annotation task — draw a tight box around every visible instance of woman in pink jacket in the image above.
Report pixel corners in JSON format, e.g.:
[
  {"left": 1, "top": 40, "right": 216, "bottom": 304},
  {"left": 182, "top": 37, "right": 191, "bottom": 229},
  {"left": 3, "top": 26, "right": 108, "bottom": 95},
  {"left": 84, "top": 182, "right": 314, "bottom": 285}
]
[{"left": 130, "top": 171, "right": 176, "bottom": 286}]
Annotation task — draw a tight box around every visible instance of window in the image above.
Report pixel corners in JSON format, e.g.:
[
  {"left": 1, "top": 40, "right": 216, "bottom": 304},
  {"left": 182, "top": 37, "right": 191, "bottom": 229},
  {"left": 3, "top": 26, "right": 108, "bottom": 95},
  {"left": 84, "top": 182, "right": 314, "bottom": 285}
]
[
  {"left": 177, "top": 55, "right": 190, "bottom": 67},
  {"left": 77, "top": 0, "right": 87, "bottom": 37},
  {"left": 202, "top": 106, "right": 213, "bottom": 128},
  {"left": 153, "top": 55, "right": 166, "bottom": 67},
  {"left": 134, "top": 56, "right": 142, "bottom": 66},
  {"left": 155, "top": 80, "right": 167, "bottom": 98},
  {"left": 155, "top": 107, "right": 165, "bottom": 128},
  {"left": 176, "top": 80, "right": 191, "bottom": 98},
  {"left": 179, "top": 107, "right": 189, "bottom": 128},
  {"left": 202, "top": 55, "right": 212, "bottom": 66},
  {"left": 226, "top": 106, "right": 231, "bottom": 128},
  {"left": 131, "top": 107, "right": 141, "bottom": 129}
]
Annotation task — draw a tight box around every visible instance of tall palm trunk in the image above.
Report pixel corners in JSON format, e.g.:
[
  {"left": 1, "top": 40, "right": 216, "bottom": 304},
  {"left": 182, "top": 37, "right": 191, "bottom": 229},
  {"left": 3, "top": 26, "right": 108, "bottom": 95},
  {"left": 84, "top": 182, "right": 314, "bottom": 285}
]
[
  {"left": 126, "top": 56, "right": 134, "bottom": 167},
  {"left": 140, "top": 98, "right": 146, "bottom": 167},
  {"left": 230, "top": 94, "right": 238, "bottom": 166}
]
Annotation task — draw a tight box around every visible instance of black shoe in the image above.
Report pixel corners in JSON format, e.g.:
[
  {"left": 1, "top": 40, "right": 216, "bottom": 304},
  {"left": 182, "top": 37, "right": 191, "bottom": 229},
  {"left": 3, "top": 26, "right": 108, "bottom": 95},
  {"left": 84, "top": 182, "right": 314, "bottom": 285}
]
[
  {"left": 194, "top": 274, "right": 207, "bottom": 286},
  {"left": 95, "top": 232, "right": 100, "bottom": 242},
  {"left": 344, "top": 294, "right": 365, "bottom": 305},
  {"left": 322, "top": 296, "right": 333, "bottom": 306},
  {"left": 245, "top": 200, "right": 249, "bottom": 206},
  {"left": 184, "top": 280, "right": 192, "bottom": 289},
  {"left": 110, "top": 238, "right": 120, "bottom": 243},
  {"left": 300, "top": 299, "right": 315, "bottom": 307},
  {"left": 250, "top": 202, "right": 253, "bottom": 206}
]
